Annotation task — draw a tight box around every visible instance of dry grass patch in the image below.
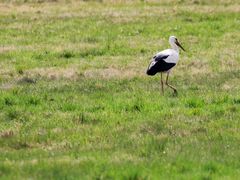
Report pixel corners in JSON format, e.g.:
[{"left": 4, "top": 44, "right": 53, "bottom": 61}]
[
  {"left": 177, "top": 4, "right": 240, "bottom": 13},
  {"left": 0, "top": 130, "right": 14, "bottom": 138},
  {"left": 222, "top": 78, "right": 240, "bottom": 91},
  {"left": 0, "top": 45, "right": 16, "bottom": 53},
  {"left": 0, "top": 3, "right": 13, "bottom": 14},
  {"left": 84, "top": 67, "right": 143, "bottom": 80},
  {"left": 25, "top": 67, "right": 80, "bottom": 80},
  {"left": 111, "top": 152, "right": 143, "bottom": 164},
  {"left": 184, "top": 59, "right": 210, "bottom": 75},
  {"left": 0, "top": 3, "right": 37, "bottom": 15},
  {"left": 0, "top": 83, "right": 16, "bottom": 90},
  {"left": 54, "top": 43, "right": 99, "bottom": 52}
]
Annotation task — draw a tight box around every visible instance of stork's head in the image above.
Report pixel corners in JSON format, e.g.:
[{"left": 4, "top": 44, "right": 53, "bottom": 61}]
[{"left": 169, "top": 36, "right": 185, "bottom": 51}]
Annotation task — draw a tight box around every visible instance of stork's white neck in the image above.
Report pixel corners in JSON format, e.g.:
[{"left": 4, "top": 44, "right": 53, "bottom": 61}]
[{"left": 170, "top": 42, "right": 179, "bottom": 53}]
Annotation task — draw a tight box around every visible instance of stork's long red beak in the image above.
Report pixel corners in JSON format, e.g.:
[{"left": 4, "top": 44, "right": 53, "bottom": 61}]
[{"left": 176, "top": 40, "right": 185, "bottom": 51}]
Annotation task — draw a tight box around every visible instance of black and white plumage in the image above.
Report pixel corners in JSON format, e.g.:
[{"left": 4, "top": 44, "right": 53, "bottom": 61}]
[
  {"left": 146, "top": 55, "right": 174, "bottom": 75},
  {"left": 146, "top": 36, "right": 185, "bottom": 94}
]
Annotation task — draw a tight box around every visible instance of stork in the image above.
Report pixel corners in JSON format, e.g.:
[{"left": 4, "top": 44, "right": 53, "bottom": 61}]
[{"left": 146, "top": 36, "right": 185, "bottom": 94}]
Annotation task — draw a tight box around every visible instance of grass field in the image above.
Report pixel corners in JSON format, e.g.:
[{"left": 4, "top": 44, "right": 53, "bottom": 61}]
[{"left": 0, "top": 0, "right": 240, "bottom": 179}]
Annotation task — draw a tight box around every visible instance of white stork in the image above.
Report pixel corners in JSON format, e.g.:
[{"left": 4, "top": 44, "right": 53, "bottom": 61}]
[{"left": 146, "top": 36, "right": 185, "bottom": 94}]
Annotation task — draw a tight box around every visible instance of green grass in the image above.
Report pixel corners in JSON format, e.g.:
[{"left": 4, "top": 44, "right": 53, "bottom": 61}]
[{"left": 0, "top": 0, "right": 240, "bottom": 179}]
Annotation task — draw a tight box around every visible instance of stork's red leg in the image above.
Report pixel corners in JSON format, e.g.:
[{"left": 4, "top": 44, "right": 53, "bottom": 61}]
[
  {"left": 160, "top": 72, "right": 164, "bottom": 94},
  {"left": 166, "top": 72, "right": 177, "bottom": 94}
]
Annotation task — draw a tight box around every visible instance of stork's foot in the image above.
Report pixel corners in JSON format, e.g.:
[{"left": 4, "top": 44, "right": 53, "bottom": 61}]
[
  {"left": 161, "top": 90, "right": 164, "bottom": 95},
  {"left": 173, "top": 89, "right": 178, "bottom": 96}
]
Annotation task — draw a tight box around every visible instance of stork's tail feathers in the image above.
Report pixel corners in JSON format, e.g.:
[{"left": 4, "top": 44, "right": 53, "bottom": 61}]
[
  {"left": 146, "top": 59, "right": 158, "bottom": 76},
  {"left": 146, "top": 68, "right": 157, "bottom": 76}
]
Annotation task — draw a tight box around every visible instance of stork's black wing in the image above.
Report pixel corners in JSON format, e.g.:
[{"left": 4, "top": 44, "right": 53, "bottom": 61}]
[{"left": 146, "top": 54, "right": 175, "bottom": 76}]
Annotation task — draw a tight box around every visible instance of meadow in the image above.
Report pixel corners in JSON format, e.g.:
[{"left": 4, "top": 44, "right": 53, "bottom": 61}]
[{"left": 0, "top": 0, "right": 240, "bottom": 179}]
